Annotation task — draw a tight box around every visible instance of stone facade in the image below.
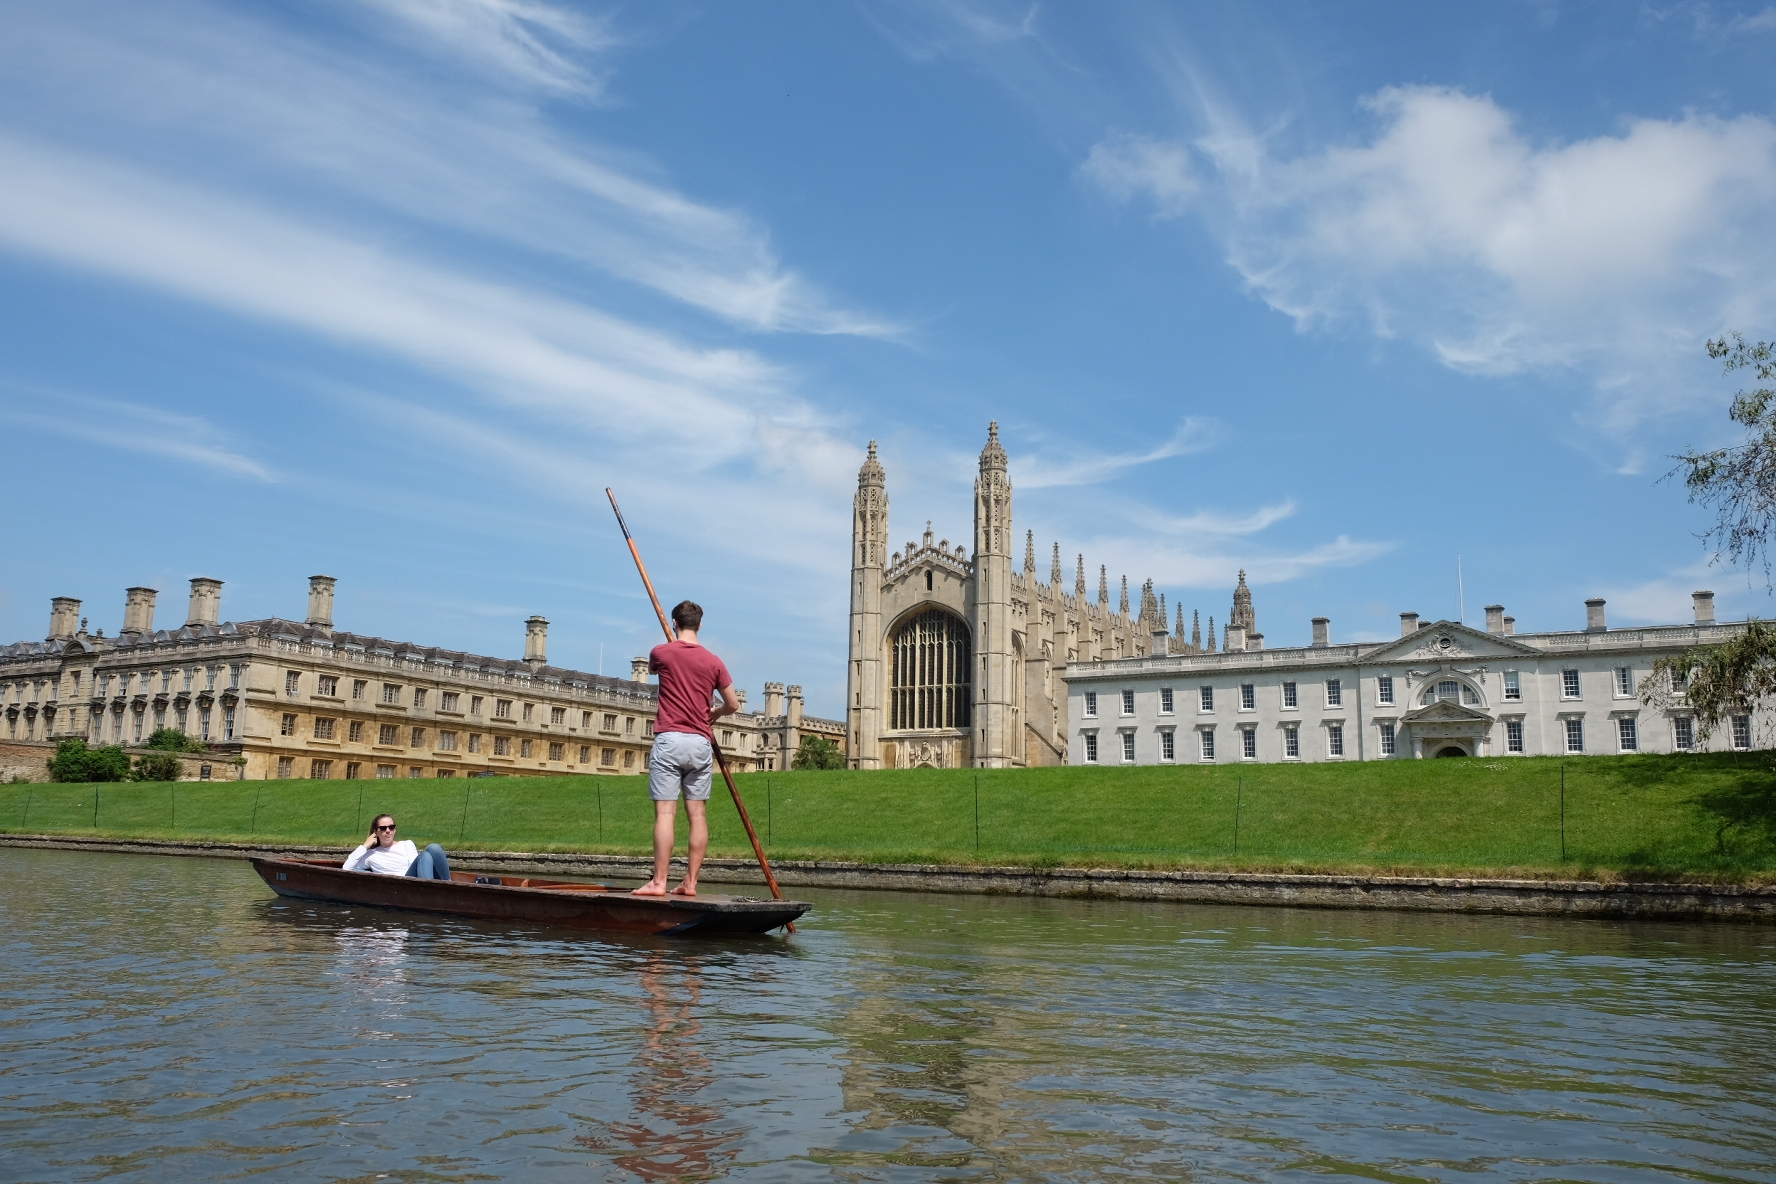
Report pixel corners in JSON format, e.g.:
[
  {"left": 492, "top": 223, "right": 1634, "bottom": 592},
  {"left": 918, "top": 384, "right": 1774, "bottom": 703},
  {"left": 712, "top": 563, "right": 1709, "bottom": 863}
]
[
  {"left": 1, "top": 576, "right": 842, "bottom": 781},
  {"left": 846, "top": 425, "right": 1237, "bottom": 770},
  {"left": 1067, "top": 591, "right": 1757, "bottom": 764}
]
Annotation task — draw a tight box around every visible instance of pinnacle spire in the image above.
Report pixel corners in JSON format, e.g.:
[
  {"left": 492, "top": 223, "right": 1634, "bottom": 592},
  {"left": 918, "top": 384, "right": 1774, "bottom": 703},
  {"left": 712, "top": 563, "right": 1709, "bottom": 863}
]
[
  {"left": 1024, "top": 529, "right": 1035, "bottom": 576},
  {"left": 1192, "top": 609, "right": 1201, "bottom": 649},
  {"left": 1206, "top": 615, "right": 1217, "bottom": 653},
  {"left": 1119, "top": 574, "right": 1129, "bottom": 616},
  {"left": 1098, "top": 564, "right": 1108, "bottom": 607},
  {"left": 1076, "top": 554, "right": 1087, "bottom": 598},
  {"left": 1052, "top": 541, "right": 1063, "bottom": 587},
  {"left": 978, "top": 420, "right": 1007, "bottom": 470},
  {"left": 858, "top": 438, "right": 884, "bottom": 486}
]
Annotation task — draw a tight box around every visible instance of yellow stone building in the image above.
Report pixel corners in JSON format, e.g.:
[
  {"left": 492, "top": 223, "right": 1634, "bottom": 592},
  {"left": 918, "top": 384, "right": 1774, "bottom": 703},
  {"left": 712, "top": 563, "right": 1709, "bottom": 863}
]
[{"left": 0, "top": 575, "right": 842, "bottom": 781}]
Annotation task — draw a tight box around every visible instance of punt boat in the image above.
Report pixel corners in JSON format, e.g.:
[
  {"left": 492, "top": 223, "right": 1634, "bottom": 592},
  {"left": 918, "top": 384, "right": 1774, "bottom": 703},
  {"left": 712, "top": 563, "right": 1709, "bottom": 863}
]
[{"left": 250, "top": 856, "right": 810, "bottom": 936}]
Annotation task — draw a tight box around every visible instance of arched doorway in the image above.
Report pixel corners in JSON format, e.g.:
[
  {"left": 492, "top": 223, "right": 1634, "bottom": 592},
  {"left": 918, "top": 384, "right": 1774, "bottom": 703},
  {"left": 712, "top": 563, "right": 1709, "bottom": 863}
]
[{"left": 1434, "top": 745, "right": 1468, "bottom": 758}]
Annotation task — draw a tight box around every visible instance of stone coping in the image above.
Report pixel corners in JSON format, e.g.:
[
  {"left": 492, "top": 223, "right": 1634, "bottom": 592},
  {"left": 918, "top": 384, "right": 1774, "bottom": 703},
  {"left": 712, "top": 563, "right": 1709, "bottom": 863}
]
[{"left": 3, "top": 833, "right": 1772, "bottom": 921}]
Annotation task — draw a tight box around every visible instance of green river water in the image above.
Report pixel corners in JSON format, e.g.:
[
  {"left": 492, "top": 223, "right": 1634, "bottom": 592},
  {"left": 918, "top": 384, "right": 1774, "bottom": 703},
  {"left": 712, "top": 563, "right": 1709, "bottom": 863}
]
[{"left": 2, "top": 846, "right": 1773, "bottom": 1181}]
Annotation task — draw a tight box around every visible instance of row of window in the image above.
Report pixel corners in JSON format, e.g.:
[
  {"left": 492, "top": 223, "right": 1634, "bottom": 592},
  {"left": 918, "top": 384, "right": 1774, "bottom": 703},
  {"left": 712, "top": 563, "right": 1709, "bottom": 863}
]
[
  {"left": 90, "top": 704, "right": 235, "bottom": 744},
  {"left": 275, "top": 744, "right": 635, "bottom": 779},
  {"left": 1083, "top": 666, "right": 1663, "bottom": 719},
  {"left": 1082, "top": 715, "right": 1750, "bottom": 761},
  {"left": 285, "top": 672, "right": 639, "bottom": 732},
  {"left": 5, "top": 666, "right": 244, "bottom": 703},
  {"left": 277, "top": 712, "right": 643, "bottom": 765}
]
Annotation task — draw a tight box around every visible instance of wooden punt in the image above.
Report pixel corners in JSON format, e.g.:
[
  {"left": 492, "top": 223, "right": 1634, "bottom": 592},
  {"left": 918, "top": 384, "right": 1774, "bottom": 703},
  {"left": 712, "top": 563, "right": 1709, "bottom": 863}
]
[{"left": 250, "top": 856, "right": 810, "bottom": 936}]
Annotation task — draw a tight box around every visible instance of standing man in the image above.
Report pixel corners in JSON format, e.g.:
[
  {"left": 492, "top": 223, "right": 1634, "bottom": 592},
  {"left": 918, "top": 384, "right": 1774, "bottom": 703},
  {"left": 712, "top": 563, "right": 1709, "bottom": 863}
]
[{"left": 633, "top": 600, "right": 740, "bottom": 897}]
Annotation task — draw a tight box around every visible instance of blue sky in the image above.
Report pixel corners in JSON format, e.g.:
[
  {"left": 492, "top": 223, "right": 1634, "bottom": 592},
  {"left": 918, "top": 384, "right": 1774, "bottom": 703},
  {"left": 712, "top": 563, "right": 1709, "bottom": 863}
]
[{"left": 3, "top": 1, "right": 1775, "bottom": 717}]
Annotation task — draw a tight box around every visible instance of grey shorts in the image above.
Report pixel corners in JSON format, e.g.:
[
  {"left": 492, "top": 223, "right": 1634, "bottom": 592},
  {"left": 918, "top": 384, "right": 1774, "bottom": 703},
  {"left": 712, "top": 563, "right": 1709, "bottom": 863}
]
[{"left": 648, "top": 731, "right": 714, "bottom": 802}]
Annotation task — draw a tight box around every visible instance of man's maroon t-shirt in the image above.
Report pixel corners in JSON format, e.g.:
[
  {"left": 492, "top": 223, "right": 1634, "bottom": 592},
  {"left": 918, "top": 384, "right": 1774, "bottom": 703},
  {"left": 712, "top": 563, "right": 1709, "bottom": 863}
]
[{"left": 649, "top": 640, "right": 732, "bottom": 741}]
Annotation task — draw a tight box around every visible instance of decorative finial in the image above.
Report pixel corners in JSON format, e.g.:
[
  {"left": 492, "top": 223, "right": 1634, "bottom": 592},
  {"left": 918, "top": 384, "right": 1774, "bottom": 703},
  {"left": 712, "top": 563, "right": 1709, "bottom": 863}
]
[
  {"left": 1076, "top": 554, "right": 1086, "bottom": 597},
  {"left": 1024, "top": 529, "right": 1035, "bottom": 575},
  {"left": 1052, "top": 541, "right": 1063, "bottom": 586}
]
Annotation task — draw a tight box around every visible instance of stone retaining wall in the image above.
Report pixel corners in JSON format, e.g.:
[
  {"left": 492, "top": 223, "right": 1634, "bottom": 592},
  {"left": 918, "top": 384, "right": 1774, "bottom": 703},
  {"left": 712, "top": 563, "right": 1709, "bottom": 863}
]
[
  {"left": 3, "top": 833, "right": 1772, "bottom": 921},
  {"left": 0, "top": 740, "right": 238, "bottom": 782}
]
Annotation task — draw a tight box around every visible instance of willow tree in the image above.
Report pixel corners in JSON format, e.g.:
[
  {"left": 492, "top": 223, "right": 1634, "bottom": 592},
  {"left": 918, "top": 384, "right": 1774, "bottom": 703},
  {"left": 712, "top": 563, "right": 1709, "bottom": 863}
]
[{"left": 1645, "top": 334, "right": 1776, "bottom": 738}]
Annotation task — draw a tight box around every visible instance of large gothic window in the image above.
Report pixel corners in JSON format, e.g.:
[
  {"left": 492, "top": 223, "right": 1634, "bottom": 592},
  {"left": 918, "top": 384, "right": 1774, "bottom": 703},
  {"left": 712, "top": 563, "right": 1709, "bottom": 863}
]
[{"left": 889, "top": 610, "right": 972, "bottom": 731}]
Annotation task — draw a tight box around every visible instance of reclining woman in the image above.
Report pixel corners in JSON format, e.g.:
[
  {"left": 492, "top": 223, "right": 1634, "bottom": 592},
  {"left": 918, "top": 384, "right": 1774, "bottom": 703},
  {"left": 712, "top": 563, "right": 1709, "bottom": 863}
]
[{"left": 342, "top": 814, "right": 451, "bottom": 880}]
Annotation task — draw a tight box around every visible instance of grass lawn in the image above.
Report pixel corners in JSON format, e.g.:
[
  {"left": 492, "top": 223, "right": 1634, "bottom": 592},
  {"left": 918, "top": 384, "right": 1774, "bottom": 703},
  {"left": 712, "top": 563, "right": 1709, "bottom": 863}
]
[{"left": 4, "top": 752, "right": 1775, "bottom": 881}]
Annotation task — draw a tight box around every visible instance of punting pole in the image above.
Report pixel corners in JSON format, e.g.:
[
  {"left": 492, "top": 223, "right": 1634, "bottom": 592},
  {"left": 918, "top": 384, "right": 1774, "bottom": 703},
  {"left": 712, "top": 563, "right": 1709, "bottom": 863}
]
[{"left": 607, "top": 488, "right": 793, "bottom": 928}]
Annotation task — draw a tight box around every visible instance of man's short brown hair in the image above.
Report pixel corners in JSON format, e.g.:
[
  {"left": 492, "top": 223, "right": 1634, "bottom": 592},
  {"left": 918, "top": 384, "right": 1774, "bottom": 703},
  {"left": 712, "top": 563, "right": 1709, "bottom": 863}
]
[{"left": 671, "top": 600, "right": 704, "bottom": 631}]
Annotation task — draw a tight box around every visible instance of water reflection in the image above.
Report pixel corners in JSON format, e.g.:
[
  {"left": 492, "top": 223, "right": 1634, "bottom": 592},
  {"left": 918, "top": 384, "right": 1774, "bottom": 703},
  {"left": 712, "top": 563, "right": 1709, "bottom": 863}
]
[
  {"left": 2, "top": 848, "right": 1774, "bottom": 1183},
  {"left": 579, "top": 953, "right": 742, "bottom": 1181}
]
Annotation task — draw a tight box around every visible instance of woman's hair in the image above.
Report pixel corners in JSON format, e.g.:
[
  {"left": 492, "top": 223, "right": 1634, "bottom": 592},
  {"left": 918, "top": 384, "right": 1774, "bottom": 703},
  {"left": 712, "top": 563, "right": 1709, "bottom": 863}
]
[{"left": 372, "top": 813, "right": 395, "bottom": 830}]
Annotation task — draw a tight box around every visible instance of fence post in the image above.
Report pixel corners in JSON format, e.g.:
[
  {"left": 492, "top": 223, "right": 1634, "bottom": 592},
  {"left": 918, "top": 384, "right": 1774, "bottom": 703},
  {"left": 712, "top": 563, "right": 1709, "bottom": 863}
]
[
  {"left": 458, "top": 782, "right": 470, "bottom": 844},
  {"left": 251, "top": 783, "right": 262, "bottom": 835},
  {"left": 766, "top": 778, "right": 772, "bottom": 846},
  {"left": 1234, "top": 775, "right": 1242, "bottom": 857},
  {"left": 93, "top": 786, "right": 100, "bottom": 829},
  {"left": 597, "top": 779, "right": 603, "bottom": 844},
  {"left": 1559, "top": 763, "right": 1567, "bottom": 862},
  {"left": 974, "top": 771, "right": 980, "bottom": 854},
  {"left": 171, "top": 782, "right": 177, "bottom": 830}
]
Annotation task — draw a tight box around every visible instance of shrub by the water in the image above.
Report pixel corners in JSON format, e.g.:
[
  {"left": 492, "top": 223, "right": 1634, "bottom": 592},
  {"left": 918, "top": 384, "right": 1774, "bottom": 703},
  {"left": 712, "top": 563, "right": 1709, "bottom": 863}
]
[
  {"left": 46, "top": 738, "right": 130, "bottom": 783},
  {"left": 791, "top": 734, "right": 846, "bottom": 770},
  {"left": 131, "top": 753, "right": 184, "bottom": 782},
  {"left": 143, "top": 728, "right": 208, "bottom": 753}
]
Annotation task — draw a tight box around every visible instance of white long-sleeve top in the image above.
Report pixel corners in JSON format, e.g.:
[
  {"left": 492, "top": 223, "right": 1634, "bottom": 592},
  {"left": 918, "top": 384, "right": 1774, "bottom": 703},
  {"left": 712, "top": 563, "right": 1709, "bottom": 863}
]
[{"left": 342, "top": 838, "right": 417, "bottom": 875}]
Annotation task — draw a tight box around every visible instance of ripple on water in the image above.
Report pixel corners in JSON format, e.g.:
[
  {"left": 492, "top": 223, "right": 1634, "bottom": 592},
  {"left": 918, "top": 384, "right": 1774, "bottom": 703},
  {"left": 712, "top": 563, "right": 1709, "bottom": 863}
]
[{"left": 1, "top": 847, "right": 1774, "bottom": 1181}]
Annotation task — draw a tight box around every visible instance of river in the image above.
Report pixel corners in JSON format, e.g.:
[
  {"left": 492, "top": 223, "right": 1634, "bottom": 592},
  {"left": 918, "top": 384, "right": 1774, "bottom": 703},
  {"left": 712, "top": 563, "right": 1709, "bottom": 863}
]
[{"left": 2, "top": 847, "right": 1773, "bottom": 1181}]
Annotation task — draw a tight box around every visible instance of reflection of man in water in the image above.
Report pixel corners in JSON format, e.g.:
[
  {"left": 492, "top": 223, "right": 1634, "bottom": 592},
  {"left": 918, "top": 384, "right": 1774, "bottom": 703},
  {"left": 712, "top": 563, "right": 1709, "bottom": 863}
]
[{"left": 582, "top": 954, "right": 739, "bottom": 1182}]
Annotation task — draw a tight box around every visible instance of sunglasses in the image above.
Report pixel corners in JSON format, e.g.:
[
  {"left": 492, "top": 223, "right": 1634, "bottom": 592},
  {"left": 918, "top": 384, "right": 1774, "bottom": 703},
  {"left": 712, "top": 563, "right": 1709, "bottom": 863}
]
[{"left": 375, "top": 823, "right": 397, "bottom": 831}]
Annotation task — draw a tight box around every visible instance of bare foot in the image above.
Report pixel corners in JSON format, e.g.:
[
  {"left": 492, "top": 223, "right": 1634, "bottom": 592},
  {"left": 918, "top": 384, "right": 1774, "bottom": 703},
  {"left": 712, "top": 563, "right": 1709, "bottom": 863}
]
[
  {"left": 631, "top": 881, "right": 668, "bottom": 897},
  {"left": 670, "top": 882, "right": 698, "bottom": 897}
]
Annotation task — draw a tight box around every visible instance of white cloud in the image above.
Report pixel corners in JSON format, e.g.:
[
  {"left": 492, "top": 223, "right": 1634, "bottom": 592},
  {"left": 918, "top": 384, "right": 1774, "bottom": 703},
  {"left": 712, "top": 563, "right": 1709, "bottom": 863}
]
[
  {"left": 0, "top": 385, "right": 273, "bottom": 481},
  {"left": 1014, "top": 418, "right": 1222, "bottom": 487},
  {"left": 1130, "top": 501, "right": 1296, "bottom": 536},
  {"left": 1080, "top": 133, "right": 1200, "bottom": 217},
  {"left": 355, "top": 0, "right": 614, "bottom": 96},
  {"left": 1087, "top": 86, "right": 1776, "bottom": 432},
  {"left": 0, "top": 2, "right": 892, "bottom": 338},
  {"left": 1600, "top": 560, "right": 1772, "bottom": 624}
]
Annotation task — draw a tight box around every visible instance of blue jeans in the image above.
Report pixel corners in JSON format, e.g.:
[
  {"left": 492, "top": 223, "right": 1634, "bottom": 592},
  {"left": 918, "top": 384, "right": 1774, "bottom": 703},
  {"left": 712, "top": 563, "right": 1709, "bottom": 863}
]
[{"left": 405, "top": 843, "right": 451, "bottom": 880}]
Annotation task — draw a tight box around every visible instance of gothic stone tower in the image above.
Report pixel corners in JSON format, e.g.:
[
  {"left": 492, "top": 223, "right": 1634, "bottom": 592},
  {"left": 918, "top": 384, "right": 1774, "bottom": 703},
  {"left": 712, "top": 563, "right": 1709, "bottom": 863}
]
[
  {"left": 972, "top": 422, "right": 1015, "bottom": 767},
  {"left": 846, "top": 441, "right": 888, "bottom": 768},
  {"left": 848, "top": 424, "right": 1161, "bottom": 770}
]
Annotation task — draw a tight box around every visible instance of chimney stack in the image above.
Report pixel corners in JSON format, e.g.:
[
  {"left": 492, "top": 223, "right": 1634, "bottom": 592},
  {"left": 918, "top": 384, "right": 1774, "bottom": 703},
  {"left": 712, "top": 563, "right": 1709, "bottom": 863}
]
[
  {"left": 186, "top": 578, "right": 222, "bottom": 627},
  {"left": 48, "top": 597, "right": 81, "bottom": 642},
  {"left": 1225, "top": 623, "right": 1247, "bottom": 652},
  {"left": 523, "top": 616, "right": 548, "bottom": 668},
  {"left": 122, "top": 587, "right": 158, "bottom": 635},
  {"left": 630, "top": 657, "right": 649, "bottom": 683},
  {"left": 734, "top": 687, "right": 748, "bottom": 710},
  {"left": 764, "top": 682, "right": 785, "bottom": 717},
  {"left": 1484, "top": 604, "right": 1505, "bottom": 635},
  {"left": 1400, "top": 612, "right": 1419, "bottom": 637},
  {"left": 306, "top": 575, "right": 336, "bottom": 634},
  {"left": 1247, "top": 633, "right": 1264, "bottom": 651},
  {"left": 1311, "top": 617, "right": 1330, "bottom": 647},
  {"left": 787, "top": 685, "right": 804, "bottom": 728},
  {"left": 1502, "top": 615, "right": 1515, "bottom": 635},
  {"left": 1693, "top": 590, "right": 1716, "bottom": 625},
  {"left": 1585, "top": 598, "right": 1607, "bottom": 632}
]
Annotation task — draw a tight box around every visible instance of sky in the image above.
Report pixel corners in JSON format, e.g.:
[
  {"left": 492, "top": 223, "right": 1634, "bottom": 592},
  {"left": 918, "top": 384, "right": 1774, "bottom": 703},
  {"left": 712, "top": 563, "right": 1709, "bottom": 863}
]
[{"left": 2, "top": 0, "right": 1774, "bottom": 717}]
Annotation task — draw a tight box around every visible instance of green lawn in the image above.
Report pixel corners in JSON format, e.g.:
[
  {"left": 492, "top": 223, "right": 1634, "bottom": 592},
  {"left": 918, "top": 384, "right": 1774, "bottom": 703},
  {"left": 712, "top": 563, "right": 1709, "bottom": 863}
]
[{"left": 5, "top": 753, "right": 1775, "bottom": 881}]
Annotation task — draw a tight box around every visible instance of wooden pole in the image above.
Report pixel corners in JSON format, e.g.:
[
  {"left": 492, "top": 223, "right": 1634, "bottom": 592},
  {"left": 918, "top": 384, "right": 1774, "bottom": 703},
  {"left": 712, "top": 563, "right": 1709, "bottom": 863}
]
[{"left": 608, "top": 488, "right": 792, "bottom": 926}]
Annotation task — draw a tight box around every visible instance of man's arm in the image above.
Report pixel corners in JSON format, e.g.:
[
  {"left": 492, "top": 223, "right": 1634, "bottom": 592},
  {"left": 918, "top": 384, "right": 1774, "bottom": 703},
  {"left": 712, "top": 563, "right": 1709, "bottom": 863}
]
[{"left": 708, "top": 683, "right": 740, "bottom": 726}]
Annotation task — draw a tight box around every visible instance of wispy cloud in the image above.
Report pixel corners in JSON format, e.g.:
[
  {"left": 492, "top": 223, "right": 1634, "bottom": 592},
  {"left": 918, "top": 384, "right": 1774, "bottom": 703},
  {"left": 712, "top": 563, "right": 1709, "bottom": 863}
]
[
  {"left": 1014, "top": 417, "right": 1223, "bottom": 488},
  {"left": 0, "top": 385, "right": 273, "bottom": 480},
  {"left": 1080, "top": 133, "right": 1200, "bottom": 217},
  {"left": 1130, "top": 501, "right": 1296, "bottom": 536},
  {"left": 0, "top": 1, "right": 893, "bottom": 337},
  {"left": 355, "top": 0, "right": 616, "bottom": 97}
]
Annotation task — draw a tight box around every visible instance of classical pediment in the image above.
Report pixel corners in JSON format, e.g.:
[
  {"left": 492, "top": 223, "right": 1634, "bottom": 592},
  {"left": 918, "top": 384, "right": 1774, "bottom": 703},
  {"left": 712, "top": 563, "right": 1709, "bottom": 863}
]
[
  {"left": 1401, "top": 698, "right": 1493, "bottom": 724},
  {"left": 1361, "top": 620, "right": 1538, "bottom": 665}
]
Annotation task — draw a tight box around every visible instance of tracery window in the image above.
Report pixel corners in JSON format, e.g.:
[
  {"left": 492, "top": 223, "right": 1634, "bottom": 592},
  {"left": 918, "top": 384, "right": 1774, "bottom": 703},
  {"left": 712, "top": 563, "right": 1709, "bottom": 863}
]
[{"left": 889, "top": 610, "right": 972, "bottom": 730}]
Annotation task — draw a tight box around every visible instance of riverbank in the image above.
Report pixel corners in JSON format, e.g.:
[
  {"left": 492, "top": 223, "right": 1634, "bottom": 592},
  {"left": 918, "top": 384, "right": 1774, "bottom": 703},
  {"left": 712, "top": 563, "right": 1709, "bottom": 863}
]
[
  {"left": 5, "top": 752, "right": 1774, "bottom": 881},
  {"left": 6, "top": 832, "right": 1773, "bottom": 920}
]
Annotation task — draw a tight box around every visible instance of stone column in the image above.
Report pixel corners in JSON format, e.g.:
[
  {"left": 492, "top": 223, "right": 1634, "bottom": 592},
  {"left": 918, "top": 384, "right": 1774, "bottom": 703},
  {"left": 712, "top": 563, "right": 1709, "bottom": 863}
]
[
  {"left": 847, "top": 442, "right": 888, "bottom": 768},
  {"left": 972, "top": 423, "right": 1014, "bottom": 768},
  {"left": 186, "top": 578, "right": 222, "bottom": 627},
  {"left": 122, "top": 587, "right": 157, "bottom": 635}
]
